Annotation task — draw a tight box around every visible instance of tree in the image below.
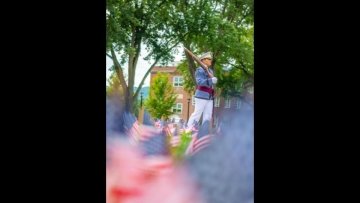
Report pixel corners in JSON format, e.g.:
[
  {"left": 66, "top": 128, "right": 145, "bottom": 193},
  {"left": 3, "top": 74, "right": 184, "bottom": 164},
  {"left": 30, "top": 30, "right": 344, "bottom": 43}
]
[
  {"left": 171, "top": 0, "right": 254, "bottom": 97},
  {"left": 166, "top": 0, "right": 216, "bottom": 83},
  {"left": 144, "top": 73, "right": 176, "bottom": 120},
  {"left": 106, "top": 0, "right": 179, "bottom": 113}
]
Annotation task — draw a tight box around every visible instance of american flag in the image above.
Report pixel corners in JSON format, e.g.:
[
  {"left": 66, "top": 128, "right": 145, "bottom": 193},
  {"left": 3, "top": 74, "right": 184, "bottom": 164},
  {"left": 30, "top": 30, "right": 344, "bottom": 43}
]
[
  {"left": 168, "top": 123, "right": 176, "bottom": 135},
  {"left": 185, "top": 121, "right": 213, "bottom": 156},
  {"left": 123, "top": 112, "right": 161, "bottom": 145},
  {"left": 122, "top": 112, "right": 140, "bottom": 144},
  {"left": 154, "top": 120, "right": 162, "bottom": 129},
  {"left": 162, "top": 123, "right": 173, "bottom": 137},
  {"left": 138, "top": 120, "right": 170, "bottom": 156},
  {"left": 170, "top": 135, "right": 181, "bottom": 147},
  {"left": 140, "top": 130, "right": 169, "bottom": 156},
  {"left": 190, "top": 121, "right": 200, "bottom": 132},
  {"left": 178, "top": 127, "right": 185, "bottom": 135},
  {"left": 169, "top": 123, "right": 188, "bottom": 147}
]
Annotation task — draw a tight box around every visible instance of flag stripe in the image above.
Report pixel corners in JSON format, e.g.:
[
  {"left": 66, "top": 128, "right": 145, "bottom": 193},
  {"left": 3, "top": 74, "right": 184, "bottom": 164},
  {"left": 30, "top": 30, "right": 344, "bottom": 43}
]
[{"left": 170, "top": 136, "right": 181, "bottom": 147}]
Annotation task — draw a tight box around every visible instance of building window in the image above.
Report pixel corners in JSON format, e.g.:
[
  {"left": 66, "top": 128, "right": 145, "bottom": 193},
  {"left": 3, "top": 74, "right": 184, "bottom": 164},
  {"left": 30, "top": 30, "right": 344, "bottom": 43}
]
[
  {"left": 173, "top": 76, "right": 183, "bottom": 87},
  {"left": 215, "top": 97, "right": 220, "bottom": 107},
  {"left": 224, "top": 98, "right": 231, "bottom": 108},
  {"left": 236, "top": 99, "right": 242, "bottom": 109},
  {"left": 172, "top": 103, "right": 182, "bottom": 114},
  {"left": 192, "top": 95, "right": 195, "bottom": 106}
]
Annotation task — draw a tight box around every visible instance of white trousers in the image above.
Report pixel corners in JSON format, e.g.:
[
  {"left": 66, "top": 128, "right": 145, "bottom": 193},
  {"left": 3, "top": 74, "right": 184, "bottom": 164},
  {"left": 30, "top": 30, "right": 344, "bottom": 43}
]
[{"left": 187, "top": 98, "right": 213, "bottom": 128}]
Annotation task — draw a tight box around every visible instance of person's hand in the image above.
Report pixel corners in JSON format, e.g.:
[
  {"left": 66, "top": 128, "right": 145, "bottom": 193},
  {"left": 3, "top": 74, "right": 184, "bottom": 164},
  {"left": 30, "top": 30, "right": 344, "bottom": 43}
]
[{"left": 211, "top": 77, "right": 218, "bottom": 84}]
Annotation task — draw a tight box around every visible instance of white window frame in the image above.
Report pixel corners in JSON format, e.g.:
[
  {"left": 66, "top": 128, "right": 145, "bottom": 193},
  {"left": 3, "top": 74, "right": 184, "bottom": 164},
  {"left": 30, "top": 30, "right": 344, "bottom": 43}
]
[
  {"left": 172, "top": 103, "right": 183, "bottom": 114},
  {"left": 192, "top": 95, "right": 195, "bottom": 106},
  {"left": 173, "top": 76, "right": 184, "bottom": 87},
  {"left": 224, "top": 98, "right": 231, "bottom": 108}
]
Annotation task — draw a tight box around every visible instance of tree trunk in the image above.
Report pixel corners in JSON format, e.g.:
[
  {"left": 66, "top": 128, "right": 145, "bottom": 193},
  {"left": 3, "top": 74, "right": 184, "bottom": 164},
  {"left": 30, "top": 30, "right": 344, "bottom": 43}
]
[
  {"left": 110, "top": 46, "right": 130, "bottom": 111},
  {"left": 126, "top": 31, "right": 142, "bottom": 113}
]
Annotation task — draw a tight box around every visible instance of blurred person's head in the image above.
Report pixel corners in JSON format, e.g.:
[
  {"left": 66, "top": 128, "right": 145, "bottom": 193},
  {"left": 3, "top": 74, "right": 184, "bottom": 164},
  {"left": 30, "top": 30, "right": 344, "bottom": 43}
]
[{"left": 199, "top": 52, "right": 213, "bottom": 67}]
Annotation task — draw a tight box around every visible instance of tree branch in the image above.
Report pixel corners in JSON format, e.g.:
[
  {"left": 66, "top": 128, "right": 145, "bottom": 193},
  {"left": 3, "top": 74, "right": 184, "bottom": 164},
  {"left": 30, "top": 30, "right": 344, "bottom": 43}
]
[
  {"left": 133, "top": 41, "right": 181, "bottom": 100},
  {"left": 143, "top": 36, "right": 179, "bottom": 60},
  {"left": 229, "top": 61, "right": 251, "bottom": 76},
  {"left": 110, "top": 45, "right": 128, "bottom": 92},
  {"left": 106, "top": 53, "right": 113, "bottom": 59},
  {"left": 222, "top": 0, "right": 228, "bottom": 16},
  {"left": 237, "top": 6, "right": 252, "bottom": 26}
]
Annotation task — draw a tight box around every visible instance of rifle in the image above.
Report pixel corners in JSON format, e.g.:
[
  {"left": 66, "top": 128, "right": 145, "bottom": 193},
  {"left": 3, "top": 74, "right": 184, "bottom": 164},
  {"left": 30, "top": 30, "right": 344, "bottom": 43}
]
[{"left": 183, "top": 47, "right": 213, "bottom": 78}]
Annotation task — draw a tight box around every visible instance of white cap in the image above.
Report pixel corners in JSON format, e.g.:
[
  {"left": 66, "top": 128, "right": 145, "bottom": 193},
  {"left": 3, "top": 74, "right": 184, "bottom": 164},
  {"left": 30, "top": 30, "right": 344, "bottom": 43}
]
[{"left": 199, "top": 52, "right": 212, "bottom": 60}]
